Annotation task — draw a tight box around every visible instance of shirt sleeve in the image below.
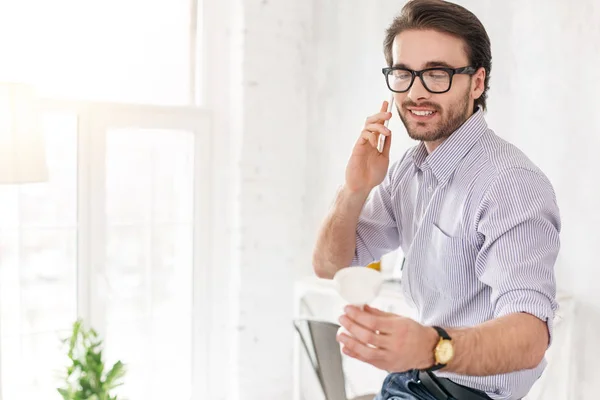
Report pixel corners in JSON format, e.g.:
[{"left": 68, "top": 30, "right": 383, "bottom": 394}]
[
  {"left": 475, "top": 167, "right": 560, "bottom": 346},
  {"left": 351, "top": 161, "right": 401, "bottom": 267}
]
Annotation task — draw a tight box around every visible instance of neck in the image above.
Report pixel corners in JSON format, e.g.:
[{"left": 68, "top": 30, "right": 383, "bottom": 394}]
[{"left": 424, "top": 138, "right": 445, "bottom": 154}]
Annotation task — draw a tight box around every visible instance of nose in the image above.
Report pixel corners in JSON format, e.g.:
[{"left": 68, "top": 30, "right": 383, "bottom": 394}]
[{"left": 407, "top": 75, "right": 431, "bottom": 102}]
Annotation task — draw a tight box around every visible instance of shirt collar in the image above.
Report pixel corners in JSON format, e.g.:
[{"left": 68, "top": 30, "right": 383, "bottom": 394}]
[{"left": 412, "top": 108, "right": 488, "bottom": 183}]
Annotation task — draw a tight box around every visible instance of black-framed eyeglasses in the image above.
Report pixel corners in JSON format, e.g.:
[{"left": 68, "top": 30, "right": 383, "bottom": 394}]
[{"left": 381, "top": 66, "right": 476, "bottom": 94}]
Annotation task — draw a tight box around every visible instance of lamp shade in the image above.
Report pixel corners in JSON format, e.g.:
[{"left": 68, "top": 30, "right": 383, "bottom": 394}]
[{"left": 0, "top": 83, "right": 48, "bottom": 184}]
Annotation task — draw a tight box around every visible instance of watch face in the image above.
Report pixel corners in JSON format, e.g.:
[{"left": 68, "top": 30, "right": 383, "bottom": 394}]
[{"left": 436, "top": 340, "right": 454, "bottom": 364}]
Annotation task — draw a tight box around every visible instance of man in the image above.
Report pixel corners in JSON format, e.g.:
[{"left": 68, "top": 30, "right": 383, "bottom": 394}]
[{"left": 311, "top": 1, "right": 560, "bottom": 399}]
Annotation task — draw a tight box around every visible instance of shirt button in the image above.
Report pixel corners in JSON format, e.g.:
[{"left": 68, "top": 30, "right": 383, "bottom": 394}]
[{"left": 428, "top": 186, "right": 433, "bottom": 192}]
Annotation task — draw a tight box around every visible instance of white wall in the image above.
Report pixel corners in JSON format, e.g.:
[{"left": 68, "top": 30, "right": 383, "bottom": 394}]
[
  {"left": 306, "top": 1, "right": 600, "bottom": 398},
  {"left": 205, "top": 0, "right": 313, "bottom": 398},
  {"left": 235, "top": 0, "right": 314, "bottom": 397}
]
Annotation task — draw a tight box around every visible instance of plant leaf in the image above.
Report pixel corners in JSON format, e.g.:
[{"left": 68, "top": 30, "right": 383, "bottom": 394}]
[
  {"left": 67, "top": 320, "right": 81, "bottom": 359},
  {"left": 57, "top": 388, "right": 72, "bottom": 400},
  {"left": 58, "top": 320, "right": 126, "bottom": 400},
  {"left": 105, "top": 361, "right": 126, "bottom": 389}
]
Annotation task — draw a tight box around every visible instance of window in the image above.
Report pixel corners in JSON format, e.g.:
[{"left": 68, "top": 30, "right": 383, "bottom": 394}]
[
  {"left": 0, "top": 1, "right": 209, "bottom": 398},
  {"left": 0, "top": 0, "right": 201, "bottom": 106},
  {"left": 103, "top": 129, "right": 195, "bottom": 400},
  {"left": 0, "top": 103, "right": 211, "bottom": 400},
  {"left": 0, "top": 113, "right": 78, "bottom": 400}
]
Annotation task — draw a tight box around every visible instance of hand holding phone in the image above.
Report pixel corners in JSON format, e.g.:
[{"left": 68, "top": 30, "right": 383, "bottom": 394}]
[{"left": 344, "top": 98, "right": 393, "bottom": 194}]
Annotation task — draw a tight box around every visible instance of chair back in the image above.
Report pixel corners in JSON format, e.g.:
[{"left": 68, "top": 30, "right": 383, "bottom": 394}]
[{"left": 294, "top": 318, "right": 347, "bottom": 400}]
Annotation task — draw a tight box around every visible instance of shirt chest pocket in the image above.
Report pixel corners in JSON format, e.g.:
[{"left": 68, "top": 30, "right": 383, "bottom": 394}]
[{"left": 425, "top": 223, "right": 478, "bottom": 299}]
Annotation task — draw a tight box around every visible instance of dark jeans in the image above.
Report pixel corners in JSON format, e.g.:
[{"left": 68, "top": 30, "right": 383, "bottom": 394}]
[{"left": 374, "top": 370, "right": 491, "bottom": 400}]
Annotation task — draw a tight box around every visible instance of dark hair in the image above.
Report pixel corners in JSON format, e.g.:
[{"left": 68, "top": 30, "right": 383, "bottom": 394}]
[{"left": 383, "top": 0, "right": 492, "bottom": 111}]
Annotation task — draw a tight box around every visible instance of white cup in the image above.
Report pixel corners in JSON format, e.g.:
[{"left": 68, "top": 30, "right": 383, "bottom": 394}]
[
  {"left": 333, "top": 266, "right": 384, "bottom": 307},
  {"left": 334, "top": 267, "right": 383, "bottom": 351}
]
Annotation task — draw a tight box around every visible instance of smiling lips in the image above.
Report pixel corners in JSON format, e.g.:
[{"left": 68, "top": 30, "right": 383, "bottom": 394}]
[{"left": 408, "top": 107, "right": 438, "bottom": 120}]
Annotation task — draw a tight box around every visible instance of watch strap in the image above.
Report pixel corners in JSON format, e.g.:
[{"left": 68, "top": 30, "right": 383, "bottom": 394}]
[
  {"left": 433, "top": 326, "right": 451, "bottom": 340},
  {"left": 426, "top": 363, "right": 445, "bottom": 372}
]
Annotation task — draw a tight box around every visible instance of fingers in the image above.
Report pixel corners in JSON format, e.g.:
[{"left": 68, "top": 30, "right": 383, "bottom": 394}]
[
  {"left": 361, "top": 101, "right": 392, "bottom": 150},
  {"left": 365, "top": 111, "right": 392, "bottom": 125},
  {"left": 344, "top": 305, "right": 393, "bottom": 334},
  {"left": 337, "top": 331, "right": 387, "bottom": 364},
  {"left": 339, "top": 314, "right": 387, "bottom": 349},
  {"left": 357, "top": 101, "right": 393, "bottom": 152},
  {"left": 365, "top": 123, "right": 391, "bottom": 137},
  {"left": 364, "top": 304, "right": 393, "bottom": 317},
  {"left": 360, "top": 130, "right": 377, "bottom": 148},
  {"left": 366, "top": 100, "right": 392, "bottom": 124},
  {"left": 361, "top": 124, "right": 390, "bottom": 149},
  {"left": 341, "top": 344, "right": 359, "bottom": 358},
  {"left": 380, "top": 100, "right": 389, "bottom": 113}
]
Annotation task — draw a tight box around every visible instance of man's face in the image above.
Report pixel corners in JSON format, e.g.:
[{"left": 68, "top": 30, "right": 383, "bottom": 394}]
[{"left": 390, "top": 29, "right": 484, "bottom": 144}]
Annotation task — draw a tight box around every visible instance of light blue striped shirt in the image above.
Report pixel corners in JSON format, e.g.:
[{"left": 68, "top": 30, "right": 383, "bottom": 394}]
[{"left": 351, "top": 109, "right": 560, "bottom": 400}]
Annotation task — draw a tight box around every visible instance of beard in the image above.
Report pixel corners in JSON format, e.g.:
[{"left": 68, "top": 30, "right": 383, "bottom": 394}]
[{"left": 398, "top": 89, "right": 471, "bottom": 142}]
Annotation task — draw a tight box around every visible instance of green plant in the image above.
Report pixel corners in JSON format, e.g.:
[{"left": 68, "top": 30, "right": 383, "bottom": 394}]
[{"left": 57, "top": 319, "right": 126, "bottom": 400}]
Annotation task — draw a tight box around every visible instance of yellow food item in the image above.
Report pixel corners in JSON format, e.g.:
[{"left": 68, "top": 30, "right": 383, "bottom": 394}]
[{"left": 366, "top": 261, "right": 381, "bottom": 271}]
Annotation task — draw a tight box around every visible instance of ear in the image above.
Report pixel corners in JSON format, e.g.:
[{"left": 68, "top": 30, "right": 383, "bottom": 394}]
[{"left": 471, "top": 67, "right": 486, "bottom": 101}]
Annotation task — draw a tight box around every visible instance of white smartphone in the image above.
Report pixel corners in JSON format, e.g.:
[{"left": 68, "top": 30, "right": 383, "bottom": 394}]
[{"left": 378, "top": 93, "right": 395, "bottom": 153}]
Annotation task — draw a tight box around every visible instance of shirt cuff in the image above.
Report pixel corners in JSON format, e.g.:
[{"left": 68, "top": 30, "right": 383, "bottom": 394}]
[
  {"left": 351, "top": 231, "right": 375, "bottom": 267},
  {"left": 494, "top": 289, "right": 557, "bottom": 346}
]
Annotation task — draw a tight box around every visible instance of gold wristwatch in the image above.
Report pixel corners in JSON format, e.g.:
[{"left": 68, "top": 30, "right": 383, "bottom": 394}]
[{"left": 427, "top": 326, "right": 454, "bottom": 371}]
